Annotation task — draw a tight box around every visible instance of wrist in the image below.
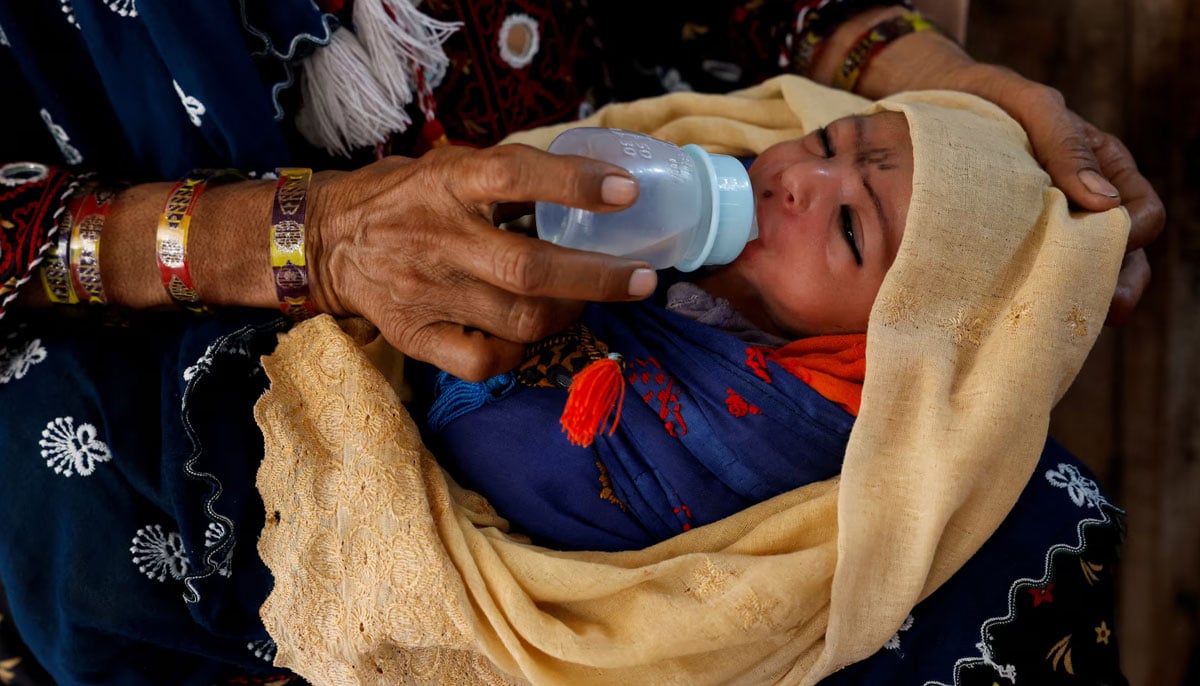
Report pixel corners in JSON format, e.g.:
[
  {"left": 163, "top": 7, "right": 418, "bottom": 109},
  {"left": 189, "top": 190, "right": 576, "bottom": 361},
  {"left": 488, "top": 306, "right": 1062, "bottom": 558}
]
[
  {"left": 305, "top": 169, "right": 355, "bottom": 317},
  {"left": 186, "top": 178, "right": 278, "bottom": 310}
]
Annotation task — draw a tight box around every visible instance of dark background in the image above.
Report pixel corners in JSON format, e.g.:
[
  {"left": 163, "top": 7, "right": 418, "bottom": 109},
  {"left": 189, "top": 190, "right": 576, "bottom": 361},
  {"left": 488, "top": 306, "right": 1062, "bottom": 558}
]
[{"left": 965, "top": 1, "right": 1199, "bottom": 683}]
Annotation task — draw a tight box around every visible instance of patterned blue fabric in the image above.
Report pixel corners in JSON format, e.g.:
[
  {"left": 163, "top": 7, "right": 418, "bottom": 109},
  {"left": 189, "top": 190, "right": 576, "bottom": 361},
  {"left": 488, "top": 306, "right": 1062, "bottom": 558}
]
[
  {"left": 416, "top": 299, "right": 856, "bottom": 551},
  {"left": 0, "top": 309, "right": 288, "bottom": 685},
  {"left": 0, "top": 0, "right": 334, "bottom": 179}
]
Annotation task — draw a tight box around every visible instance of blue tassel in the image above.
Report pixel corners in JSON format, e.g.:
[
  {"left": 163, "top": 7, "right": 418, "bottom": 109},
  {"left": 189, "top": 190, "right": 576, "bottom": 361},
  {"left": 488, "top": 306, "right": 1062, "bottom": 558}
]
[{"left": 426, "top": 370, "right": 517, "bottom": 432}]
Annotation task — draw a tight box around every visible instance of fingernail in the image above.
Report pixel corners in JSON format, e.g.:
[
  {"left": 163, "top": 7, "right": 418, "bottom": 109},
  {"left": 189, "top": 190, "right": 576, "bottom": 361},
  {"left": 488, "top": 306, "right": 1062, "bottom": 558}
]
[
  {"left": 1079, "top": 170, "right": 1119, "bottom": 199},
  {"left": 601, "top": 175, "right": 638, "bottom": 205},
  {"left": 627, "top": 268, "right": 657, "bottom": 297}
]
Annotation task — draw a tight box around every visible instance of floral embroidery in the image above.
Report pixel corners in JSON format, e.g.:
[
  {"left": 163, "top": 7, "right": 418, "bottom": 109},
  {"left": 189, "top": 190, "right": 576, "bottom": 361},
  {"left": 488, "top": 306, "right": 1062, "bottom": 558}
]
[
  {"left": 685, "top": 558, "right": 736, "bottom": 601},
  {"left": 102, "top": 0, "right": 138, "bottom": 17},
  {"left": 1045, "top": 463, "right": 1105, "bottom": 509},
  {"left": 0, "top": 655, "right": 21, "bottom": 683},
  {"left": 878, "top": 286, "right": 917, "bottom": 326},
  {"left": 1045, "top": 634, "right": 1074, "bottom": 674},
  {"left": 628, "top": 357, "right": 688, "bottom": 437},
  {"left": 1063, "top": 304, "right": 1089, "bottom": 339},
  {"left": 40, "top": 109, "right": 83, "bottom": 165},
  {"left": 247, "top": 638, "right": 278, "bottom": 662},
  {"left": 1094, "top": 620, "right": 1111, "bottom": 645},
  {"left": 724, "top": 388, "right": 761, "bottom": 417},
  {"left": 941, "top": 308, "right": 984, "bottom": 347},
  {"left": 205, "top": 521, "right": 234, "bottom": 578},
  {"left": 0, "top": 334, "right": 47, "bottom": 384},
  {"left": 1080, "top": 558, "right": 1103, "bottom": 586},
  {"left": 59, "top": 0, "right": 79, "bottom": 29},
  {"left": 1006, "top": 301, "right": 1032, "bottom": 330},
  {"left": 39, "top": 416, "right": 112, "bottom": 477},
  {"left": 130, "top": 524, "right": 190, "bottom": 582},
  {"left": 183, "top": 345, "right": 216, "bottom": 382},
  {"left": 497, "top": 13, "right": 540, "bottom": 69},
  {"left": 173, "top": 80, "right": 207, "bottom": 127},
  {"left": 883, "top": 613, "right": 914, "bottom": 654},
  {"left": 745, "top": 346, "right": 773, "bottom": 382},
  {"left": 1028, "top": 583, "right": 1054, "bottom": 607}
]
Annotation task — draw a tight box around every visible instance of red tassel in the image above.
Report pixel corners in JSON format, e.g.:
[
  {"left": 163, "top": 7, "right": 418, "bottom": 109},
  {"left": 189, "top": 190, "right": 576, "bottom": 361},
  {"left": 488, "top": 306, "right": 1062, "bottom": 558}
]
[{"left": 560, "top": 353, "right": 626, "bottom": 447}]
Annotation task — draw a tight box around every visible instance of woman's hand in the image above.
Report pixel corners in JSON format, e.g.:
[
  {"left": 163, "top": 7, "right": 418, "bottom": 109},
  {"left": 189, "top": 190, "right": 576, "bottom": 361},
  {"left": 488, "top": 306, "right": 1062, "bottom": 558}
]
[
  {"left": 306, "top": 144, "right": 654, "bottom": 381},
  {"left": 941, "top": 63, "right": 1165, "bottom": 324},
  {"left": 817, "top": 12, "right": 1166, "bottom": 325}
]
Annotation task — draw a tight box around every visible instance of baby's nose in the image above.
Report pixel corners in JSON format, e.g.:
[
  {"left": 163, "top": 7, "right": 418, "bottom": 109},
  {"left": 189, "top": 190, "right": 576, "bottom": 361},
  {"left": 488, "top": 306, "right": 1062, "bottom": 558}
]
[{"left": 779, "top": 163, "right": 831, "bottom": 213}]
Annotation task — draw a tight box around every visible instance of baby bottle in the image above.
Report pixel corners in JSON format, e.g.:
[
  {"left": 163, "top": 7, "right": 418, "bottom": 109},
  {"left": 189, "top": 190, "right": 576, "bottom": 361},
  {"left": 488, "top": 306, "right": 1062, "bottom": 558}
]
[{"left": 535, "top": 128, "right": 758, "bottom": 271}]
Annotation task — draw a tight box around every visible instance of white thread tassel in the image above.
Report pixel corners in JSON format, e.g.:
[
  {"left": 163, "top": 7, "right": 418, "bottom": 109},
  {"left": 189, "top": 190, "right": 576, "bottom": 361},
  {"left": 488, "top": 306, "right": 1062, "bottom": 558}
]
[
  {"left": 355, "top": 0, "right": 462, "bottom": 108},
  {"left": 297, "top": 26, "right": 412, "bottom": 157}
]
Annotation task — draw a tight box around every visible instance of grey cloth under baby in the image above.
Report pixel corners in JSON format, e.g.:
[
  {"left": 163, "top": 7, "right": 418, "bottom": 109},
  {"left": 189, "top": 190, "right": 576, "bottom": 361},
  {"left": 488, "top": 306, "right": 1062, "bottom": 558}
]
[{"left": 664, "top": 282, "right": 788, "bottom": 347}]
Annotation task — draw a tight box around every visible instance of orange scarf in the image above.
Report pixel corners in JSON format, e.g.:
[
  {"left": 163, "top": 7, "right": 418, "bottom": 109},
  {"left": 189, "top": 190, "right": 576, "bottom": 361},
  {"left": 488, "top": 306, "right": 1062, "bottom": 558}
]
[{"left": 773, "top": 333, "right": 866, "bottom": 416}]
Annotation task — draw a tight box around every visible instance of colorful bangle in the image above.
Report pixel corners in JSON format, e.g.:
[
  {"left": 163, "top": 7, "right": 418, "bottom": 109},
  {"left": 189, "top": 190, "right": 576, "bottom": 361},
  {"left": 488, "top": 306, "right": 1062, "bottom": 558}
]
[
  {"left": 269, "top": 168, "right": 317, "bottom": 320},
  {"left": 831, "top": 11, "right": 939, "bottom": 93},
  {"left": 156, "top": 169, "right": 242, "bottom": 314},
  {"left": 68, "top": 188, "right": 118, "bottom": 305},
  {"left": 787, "top": 0, "right": 912, "bottom": 76},
  {"left": 41, "top": 190, "right": 86, "bottom": 305}
]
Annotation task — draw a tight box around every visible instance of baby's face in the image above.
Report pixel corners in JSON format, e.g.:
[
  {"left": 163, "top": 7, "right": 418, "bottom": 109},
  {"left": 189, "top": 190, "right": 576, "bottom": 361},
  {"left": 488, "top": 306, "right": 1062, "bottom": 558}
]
[{"left": 729, "top": 111, "right": 913, "bottom": 337}]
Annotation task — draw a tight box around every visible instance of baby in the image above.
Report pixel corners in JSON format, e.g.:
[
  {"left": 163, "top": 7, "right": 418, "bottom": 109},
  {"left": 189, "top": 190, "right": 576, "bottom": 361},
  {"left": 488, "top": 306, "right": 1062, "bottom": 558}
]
[{"left": 410, "top": 110, "right": 915, "bottom": 552}]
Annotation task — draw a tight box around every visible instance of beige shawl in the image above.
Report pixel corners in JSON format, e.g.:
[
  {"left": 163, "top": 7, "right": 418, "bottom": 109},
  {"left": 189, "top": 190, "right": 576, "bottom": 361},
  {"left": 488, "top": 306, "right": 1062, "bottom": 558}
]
[{"left": 254, "top": 76, "right": 1129, "bottom": 684}]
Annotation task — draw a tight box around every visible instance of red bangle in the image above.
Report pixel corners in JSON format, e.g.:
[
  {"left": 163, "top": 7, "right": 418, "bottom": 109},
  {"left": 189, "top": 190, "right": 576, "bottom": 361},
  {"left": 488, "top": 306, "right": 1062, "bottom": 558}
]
[
  {"left": 270, "top": 168, "right": 316, "bottom": 319},
  {"left": 157, "top": 170, "right": 242, "bottom": 313},
  {"left": 831, "top": 12, "right": 939, "bottom": 92},
  {"left": 68, "top": 188, "right": 117, "bottom": 305}
]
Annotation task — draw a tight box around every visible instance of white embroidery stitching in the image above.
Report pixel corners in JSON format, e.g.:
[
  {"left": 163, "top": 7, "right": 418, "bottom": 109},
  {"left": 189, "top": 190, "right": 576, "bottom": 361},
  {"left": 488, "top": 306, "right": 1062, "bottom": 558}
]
[
  {"left": 927, "top": 484, "right": 1119, "bottom": 686},
  {"left": 40, "top": 109, "right": 83, "bottom": 165},
  {"left": 130, "top": 524, "right": 190, "bottom": 582},
  {"left": 0, "top": 334, "right": 47, "bottom": 384},
  {"left": 497, "top": 13, "right": 540, "bottom": 69},
  {"left": 39, "top": 416, "right": 112, "bottom": 477},
  {"left": 204, "top": 522, "right": 234, "bottom": 578},
  {"left": 60, "top": 0, "right": 79, "bottom": 29},
  {"left": 1045, "top": 463, "right": 1105, "bottom": 509},
  {"left": 173, "top": 80, "right": 207, "bottom": 127},
  {"left": 883, "top": 614, "right": 915, "bottom": 655},
  {"left": 247, "top": 638, "right": 278, "bottom": 663},
  {"left": 102, "top": 0, "right": 137, "bottom": 18}
]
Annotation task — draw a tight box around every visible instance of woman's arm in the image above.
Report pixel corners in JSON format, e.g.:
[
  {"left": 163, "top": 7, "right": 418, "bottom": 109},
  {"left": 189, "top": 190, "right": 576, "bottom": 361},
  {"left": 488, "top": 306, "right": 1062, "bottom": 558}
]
[{"left": 11, "top": 145, "right": 654, "bottom": 381}]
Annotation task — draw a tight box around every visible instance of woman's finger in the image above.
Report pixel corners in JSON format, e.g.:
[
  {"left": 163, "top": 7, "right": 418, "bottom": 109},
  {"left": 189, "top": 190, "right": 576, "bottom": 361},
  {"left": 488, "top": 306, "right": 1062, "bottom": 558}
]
[
  {"left": 447, "top": 144, "right": 640, "bottom": 211},
  {"left": 450, "top": 222, "right": 659, "bottom": 301},
  {"left": 389, "top": 320, "right": 527, "bottom": 382},
  {"left": 1106, "top": 249, "right": 1152, "bottom": 326},
  {"left": 1017, "top": 86, "right": 1121, "bottom": 212},
  {"left": 1089, "top": 129, "right": 1166, "bottom": 253}
]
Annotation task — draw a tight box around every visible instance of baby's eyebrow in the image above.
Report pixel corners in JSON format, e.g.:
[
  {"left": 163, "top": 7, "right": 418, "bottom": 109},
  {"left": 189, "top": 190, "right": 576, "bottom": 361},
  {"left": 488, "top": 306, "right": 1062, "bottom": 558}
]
[
  {"left": 857, "top": 147, "right": 897, "bottom": 171},
  {"left": 853, "top": 117, "right": 891, "bottom": 250}
]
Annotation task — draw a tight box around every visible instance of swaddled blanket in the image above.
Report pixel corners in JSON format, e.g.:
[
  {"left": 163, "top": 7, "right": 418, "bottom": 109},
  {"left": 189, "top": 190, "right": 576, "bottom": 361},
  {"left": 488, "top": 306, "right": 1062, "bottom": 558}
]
[
  {"left": 253, "top": 75, "right": 1130, "bottom": 685},
  {"left": 416, "top": 297, "right": 857, "bottom": 552}
]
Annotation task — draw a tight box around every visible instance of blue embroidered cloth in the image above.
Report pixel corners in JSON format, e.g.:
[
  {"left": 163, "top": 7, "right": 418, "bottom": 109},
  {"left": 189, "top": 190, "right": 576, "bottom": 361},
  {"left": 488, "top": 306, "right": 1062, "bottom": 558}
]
[
  {"left": 415, "top": 300, "right": 856, "bottom": 552},
  {"left": 0, "top": 0, "right": 333, "bottom": 179},
  {"left": 0, "top": 309, "right": 288, "bottom": 685}
]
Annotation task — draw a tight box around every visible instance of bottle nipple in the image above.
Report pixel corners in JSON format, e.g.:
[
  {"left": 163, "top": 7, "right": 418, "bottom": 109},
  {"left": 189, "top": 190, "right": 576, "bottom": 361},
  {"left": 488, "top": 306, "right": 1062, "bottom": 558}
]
[{"left": 675, "top": 145, "right": 758, "bottom": 271}]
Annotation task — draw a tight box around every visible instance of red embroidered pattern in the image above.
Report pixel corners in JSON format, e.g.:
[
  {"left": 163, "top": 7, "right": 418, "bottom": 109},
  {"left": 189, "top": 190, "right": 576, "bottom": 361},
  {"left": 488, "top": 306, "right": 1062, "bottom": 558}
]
[
  {"left": 724, "top": 388, "right": 762, "bottom": 417},
  {"left": 628, "top": 357, "right": 689, "bottom": 438},
  {"left": 745, "top": 346, "right": 776, "bottom": 383},
  {"left": 1029, "top": 583, "right": 1056, "bottom": 607},
  {"left": 0, "top": 167, "right": 73, "bottom": 320}
]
